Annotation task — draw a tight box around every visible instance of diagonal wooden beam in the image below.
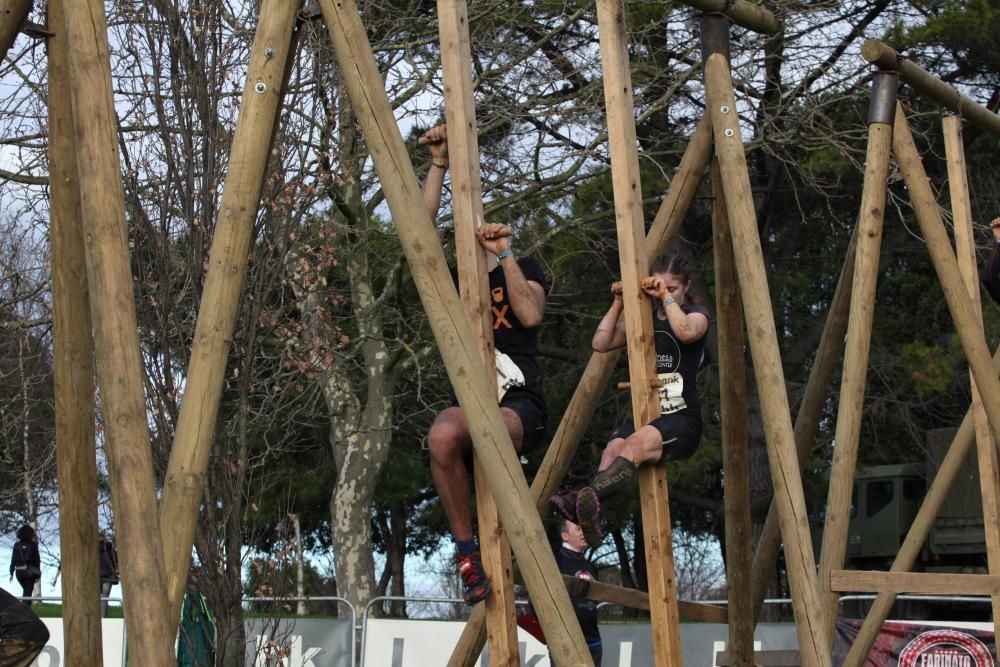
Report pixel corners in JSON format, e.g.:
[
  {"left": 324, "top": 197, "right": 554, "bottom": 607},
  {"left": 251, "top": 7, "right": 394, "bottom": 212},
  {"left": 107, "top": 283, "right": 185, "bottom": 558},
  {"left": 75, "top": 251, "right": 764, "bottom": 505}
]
[
  {"left": 705, "top": 50, "right": 830, "bottom": 667},
  {"left": 159, "top": 0, "right": 299, "bottom": 624},
  {"left": 892, "top": 105, "right": 1000, "bottom": 448},
  {"left": 60, "top": 0, "right": 173, "bottom": 661},
  {"left": 316, "top": 0, "right": 591, "bottom": 662}
]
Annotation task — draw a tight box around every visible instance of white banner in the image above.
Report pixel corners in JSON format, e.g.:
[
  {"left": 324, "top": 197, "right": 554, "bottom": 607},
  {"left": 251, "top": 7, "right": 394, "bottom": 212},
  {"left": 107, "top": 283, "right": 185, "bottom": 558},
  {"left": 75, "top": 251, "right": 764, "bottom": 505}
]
[
  {"left": 363, "top": 619, "right": 551, "bottom": 667},
  {"left": 31, "top": 618, "right": 126, "bottom": 667}
]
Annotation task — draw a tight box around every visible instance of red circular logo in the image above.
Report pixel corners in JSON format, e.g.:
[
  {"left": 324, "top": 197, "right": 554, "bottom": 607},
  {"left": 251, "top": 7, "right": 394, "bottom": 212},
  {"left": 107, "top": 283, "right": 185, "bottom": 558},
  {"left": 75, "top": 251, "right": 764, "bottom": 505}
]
[{"left": 898, "top": 629, "right": 993, "bottom": 667}]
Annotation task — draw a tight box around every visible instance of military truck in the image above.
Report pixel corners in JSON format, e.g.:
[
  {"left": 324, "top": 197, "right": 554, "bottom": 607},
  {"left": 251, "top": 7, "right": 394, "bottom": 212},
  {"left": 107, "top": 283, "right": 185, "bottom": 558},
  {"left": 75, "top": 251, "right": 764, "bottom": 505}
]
[{"left": 834, "top": 428, "right": 986, "bottom": 572}]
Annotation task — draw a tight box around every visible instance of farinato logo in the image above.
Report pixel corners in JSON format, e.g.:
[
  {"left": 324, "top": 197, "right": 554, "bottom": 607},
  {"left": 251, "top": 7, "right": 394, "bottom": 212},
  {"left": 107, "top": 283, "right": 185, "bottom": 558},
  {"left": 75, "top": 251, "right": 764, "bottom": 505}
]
[{"left": 897, "top": 629, "right": 993, "bottom": 667}]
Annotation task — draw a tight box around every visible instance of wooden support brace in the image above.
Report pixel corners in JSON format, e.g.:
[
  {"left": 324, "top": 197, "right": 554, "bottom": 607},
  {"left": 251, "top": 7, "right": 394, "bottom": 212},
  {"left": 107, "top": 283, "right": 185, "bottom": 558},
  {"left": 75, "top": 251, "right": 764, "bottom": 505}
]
[
  {"left": 315, "top": 0, "right": 591, "bottom": 663},
  {"left": 596, "top": 0, "right": 682, "bottom": 661},
  {"left": 712, "top": 157, "right": 754, "bottom": 665},
  {"left": 830, "top": 570, "right": 1000, "bottom": 596},
  {"left": 705, "top": 51, "right": 830, "bottom": 667},
  {"left": 817, "top": 70, "right": 895, "bottom": 643},
  {"left": 48, "top": 0, "right": 103, "bottom": 660},
  {"left": 945, "top": 114, "right": 1000, "bottom": 639},
  {"left": 159, "top": 0, "right": 299, "bottom": 622},
  {"left": 60, "top": 0, "right": 173, "bottom": 661}
]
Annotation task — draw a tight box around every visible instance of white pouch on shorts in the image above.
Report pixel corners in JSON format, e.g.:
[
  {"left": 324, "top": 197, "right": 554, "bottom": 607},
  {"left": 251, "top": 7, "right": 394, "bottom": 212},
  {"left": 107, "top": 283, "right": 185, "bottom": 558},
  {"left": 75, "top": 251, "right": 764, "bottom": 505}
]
[
  {"left": 657, "top": 371, "right": 687, "bottom": 415},
  {"left": 495, "top": 349, "right": 525, "bottom": 401}
]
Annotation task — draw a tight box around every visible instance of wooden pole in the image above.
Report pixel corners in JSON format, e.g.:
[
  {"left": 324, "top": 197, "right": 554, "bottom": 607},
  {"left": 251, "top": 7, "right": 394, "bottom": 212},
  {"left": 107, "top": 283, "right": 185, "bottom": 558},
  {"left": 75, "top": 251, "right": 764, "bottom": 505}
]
[
  {"left": 705, "top": 51, "right": 830, "bottom": 667},
  {"left": 0, "top": 0, "right": 31, "bottom": 62},
  {"left": 749, "top": 224, "right": 857, "bottom": 619},
  {"left": 712, "top": 159, "right": 754, "bottom": 665},
  {"left": 316, "top": 0, "right": 591, "bottom": 662},
  {"left": 446, "top": 117, "right": 714, "bottom": 667},
  {"left": 892, "top": 105, "right": 1000, "bottom": 445},
  {"left": 596, "top": 0, "right": 682, "bottom": 661},
  {"left": 437, "top": 0, "right": 520, "bottom": 661},
  {"left": 674, "top": 0, "right": 779, "bottom": 34},
  {"left": 817, "top": 70, "right": 896, "bottom": 642},
  {"left": 945, "top": 114, "right": 1000, "bottom": 637},
  {"left": 861, "top": 40, "right": 1000, "bottom": 139},
  {"left": 840, "top": 377, "right": 993, "bottom": 665},
  {"left": 830, "top": 570, "right": 1000, "bottom": 596},
  {"left": 60, "top": 0, "right": 173, "bottom": 661},
  {"left": 158, "top": 0, "right": 299, "bottom": 623},
  {"left": 48, "top": 0, "right": 103, "bottom": 660}
]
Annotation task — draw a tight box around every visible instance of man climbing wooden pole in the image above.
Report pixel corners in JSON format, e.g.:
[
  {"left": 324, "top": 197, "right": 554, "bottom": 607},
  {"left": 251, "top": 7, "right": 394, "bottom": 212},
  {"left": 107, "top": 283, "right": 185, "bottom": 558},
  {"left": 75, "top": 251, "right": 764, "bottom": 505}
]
[
  {"left": 437, "top": 0, "right": 520, "bottom": 659},
  {"left": 317, "top": 0, "right": 592, "bottom": 661}
]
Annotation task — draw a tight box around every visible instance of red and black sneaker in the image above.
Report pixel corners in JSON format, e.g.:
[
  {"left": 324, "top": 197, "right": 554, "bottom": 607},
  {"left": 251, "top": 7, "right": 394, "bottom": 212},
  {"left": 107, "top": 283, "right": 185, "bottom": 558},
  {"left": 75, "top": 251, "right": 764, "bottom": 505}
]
[
  {"left": 549, "top": 489, "right": 579, "bottom": 522},
  {"left": 455, "top": 551, "right": 491, "bottom": 605},
  {"left": 575, "top": 486, "right": 603, "bottom": 549}
]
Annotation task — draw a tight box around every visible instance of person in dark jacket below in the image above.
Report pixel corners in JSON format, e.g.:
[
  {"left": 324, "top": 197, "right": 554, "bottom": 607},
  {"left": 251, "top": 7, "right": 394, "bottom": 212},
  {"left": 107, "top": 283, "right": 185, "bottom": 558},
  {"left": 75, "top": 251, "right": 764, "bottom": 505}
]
[
  {"left": 0, "top": 587, "right": 48, "bottom": 666},
  {"left": 551, "top": 255, "right": 710, "bottom": 548},
  {"left": 8, "top": 525, "right": 41, "bottom": 605},
  {"left": 552, "top": 519, "right": 602, "bottom": 666},
  {"left": 982, "top": 217, "right": 1000, "bottom": 305},
  {"left": 98, "top": 532, "right": 120, "bottom": 617}
]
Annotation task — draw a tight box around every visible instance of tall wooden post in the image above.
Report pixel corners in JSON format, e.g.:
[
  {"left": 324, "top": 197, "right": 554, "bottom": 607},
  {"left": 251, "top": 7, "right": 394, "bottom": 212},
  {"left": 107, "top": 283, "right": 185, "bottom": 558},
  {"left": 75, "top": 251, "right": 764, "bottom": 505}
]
[
  {"left": 712, "top": 159, "right": 754, "bottom": 665},
  {"left": 705, "top": 50, "right": 830, "bottom": 667},
  {"left": 892, "top": 106, "right": 1000, "bottom": 444},
  {"left": 817, "top": 70, "right": 896, "bottom": 641},
  {"left": 437, "top": 0, "right": 519, "bottom": 662},
  {"left": 841, "top": 352, "right": 999, "bottom": 665},
  {"left": 446, "top": 117, "right": 714, "bottom": 667},
  {"left": 158, "top": 0, "right": 299, "bottom": 622},
  {"left": 595, "top": 0, "right": 682, "bottom": 662},
  {"left": 60, "top": 0, "right": 173, "bottom": 661},
  {"left": 316, "top": 0, "right": 591, "bottom": 662},
  {"left": 48, "top": 0, "right": 103, "bottom": 660},
  {"left": 945, "top": 114, "right": 1000, "bottom": 637}
]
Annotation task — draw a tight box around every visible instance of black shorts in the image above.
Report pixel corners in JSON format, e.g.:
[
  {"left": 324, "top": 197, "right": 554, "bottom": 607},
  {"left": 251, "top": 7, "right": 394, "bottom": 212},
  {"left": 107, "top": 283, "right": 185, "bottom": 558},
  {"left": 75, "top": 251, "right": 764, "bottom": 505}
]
[
  {"left": 501, "top": 388, "right": 547, "bottom": 453},
  {"left": 609, "top": 412, "right": 701, "bottom": 462}
]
